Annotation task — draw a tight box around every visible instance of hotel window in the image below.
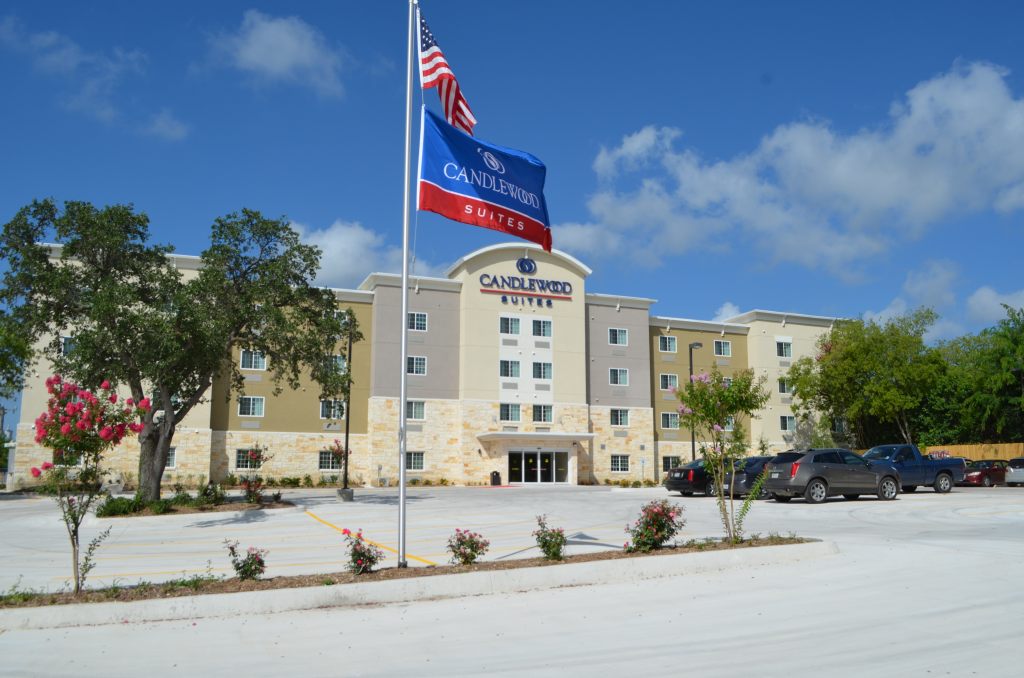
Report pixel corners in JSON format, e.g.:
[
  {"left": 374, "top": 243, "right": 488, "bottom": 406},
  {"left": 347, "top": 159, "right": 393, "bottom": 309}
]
[
  {"left": 532, "top": 319, "right": 552, "bottom": 337},
  {"left": 608, "top": 328, "right": 628, "bottom": 346},
  {"left": 500, "top": 317, "right": 520, "bottom": 335},
  {"left": 659, "top": 336, "right": 677, "bottom": 353},
  {"left": 60, "top": 336, "right": 76, "bottom": 356},
  {"left": 406, "top": 400, "right": 425, "bottom": 420},
  {"left": 714, "top": 340, "right": 731, "bottom": 357},
  {"left": 165, "top": 447, "right": 176, "bottom": 469},
  {"left": 240, "top": 349, "right": 267, "bottom": 370},
  {"left": 533, "top": 362, "right": 553, "bottom": 379},
  {"left": 609, "top": 368, "right": 629, "bottom": 386},
  {"left": 778, "top": 378, "right": 791, "bottom": 394},
  {"left": 320, "top": 399, "right": 345, "bottom": 419},
  {"left": 724, "top": 416, "right": 735, "bottom": 432},
  {"left": 405, "top": 451, "right": 425, "bottom": 471},
  {"left": 499, "top": 403, "right": 520, "bottom": 422},
  {"left": 610, "top": 408, "right": 629, "bottom": 426},
  {"left": 407, "top": 356, "right": 427, "bottom": 375},
  {"left": 662, "top": 456, "right": 681, "bottom": 472},
  {"left": 611, "top": 455, "right": 629, "bottom": 473},
  {"left": 408, "top": 312, "right": 428, "bottom": 332},
  {"left": 777, "top": 341, "right": 792, "bottom": 358},
  {"left": 326, "top": 354, "right": 347, "bottom": 374},
  {"left": 660, "top": 374, "right": 678, "bottom": 391},
  {"left": 238, "top": 396, "right": 265, "bottom": 417},
  {"left": 780, "top": 415, "right": 796, "bottom": 431},
  {"left": 236, "top": 449, "right": 262, "bottom": 470},
  {"left": 499, "top": 360, "right": 521, "bottom": 378},
  {"left": 533, "top": 404, "right": 553, "bottom": 423},
  {"left": 318, "top": 450, "right": 341, "bottom": 471},
  {"left": 661, "top": 412, "right": 680, "bottom": 429}
]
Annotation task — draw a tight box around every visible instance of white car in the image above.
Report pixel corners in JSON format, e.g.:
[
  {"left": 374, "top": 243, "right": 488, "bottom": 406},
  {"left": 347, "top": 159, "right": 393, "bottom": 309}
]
[{"left": 1006, "top": 458, "right": 1024, "bottom": 487}]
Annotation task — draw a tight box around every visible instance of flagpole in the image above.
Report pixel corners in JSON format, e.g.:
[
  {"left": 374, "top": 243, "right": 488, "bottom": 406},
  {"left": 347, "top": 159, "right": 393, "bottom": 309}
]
[{"left": 397, "top": 0, "right": 417, "bottom": 569}]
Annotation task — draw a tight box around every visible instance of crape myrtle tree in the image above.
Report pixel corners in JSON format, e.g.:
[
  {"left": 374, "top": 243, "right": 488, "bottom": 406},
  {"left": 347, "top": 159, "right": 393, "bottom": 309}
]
[{"left": 0, "top": 200, "right": 350, "bottom": 501}]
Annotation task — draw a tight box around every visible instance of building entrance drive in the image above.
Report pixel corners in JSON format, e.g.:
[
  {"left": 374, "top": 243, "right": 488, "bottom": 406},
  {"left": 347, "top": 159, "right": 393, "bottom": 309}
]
[{"left": 508, "top": 450, "right": 569, "bottom": 483}]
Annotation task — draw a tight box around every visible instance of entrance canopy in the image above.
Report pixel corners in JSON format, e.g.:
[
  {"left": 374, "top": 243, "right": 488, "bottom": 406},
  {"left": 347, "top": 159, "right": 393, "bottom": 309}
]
[{"left": 476, "top": 432, "right": 595, "bottom": 443}]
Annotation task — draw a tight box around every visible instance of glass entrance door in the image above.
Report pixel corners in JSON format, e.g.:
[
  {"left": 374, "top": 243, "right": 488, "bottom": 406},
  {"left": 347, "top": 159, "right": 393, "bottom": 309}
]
[
  {"left": 523, "top": 453, "right": 539, "bottom": 482},
  {"left": 508, "top": 450, "right": 570, "bottom": 483},
  {"left": 540, "top": 452, "right": 553, "bottom": 482},
  {"left": 508, "top": 453, "right": 523, "bottom": 483}
]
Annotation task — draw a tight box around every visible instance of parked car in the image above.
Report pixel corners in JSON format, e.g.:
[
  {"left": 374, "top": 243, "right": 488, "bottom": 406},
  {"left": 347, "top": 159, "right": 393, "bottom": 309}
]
[
  {"left": 1006, "top": 458, "right": 1024, "bottom": 487},
  {"left": 723, "top": 456, "right": 774, "bottom": 498},
  {"left": 764, "top": 448, "right": 901, "bottom": 504},
  {"left": 860, "top": 444, "right": 966, "bottom": 493},
  {"left": 959, "top": 459, "right": 1008, "bottom": 487},
  {"left": 665, "top": 459, "right": 715, "bottom": 496}
]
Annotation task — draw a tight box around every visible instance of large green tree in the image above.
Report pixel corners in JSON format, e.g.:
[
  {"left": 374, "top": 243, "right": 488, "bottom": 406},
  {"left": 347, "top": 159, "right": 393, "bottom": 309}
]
[
  {"left": 955, "top": 305, "right": 1024, "bottom": 441},
  {"left": 0, "top": 200, "right": 351, "bottom": 501}
]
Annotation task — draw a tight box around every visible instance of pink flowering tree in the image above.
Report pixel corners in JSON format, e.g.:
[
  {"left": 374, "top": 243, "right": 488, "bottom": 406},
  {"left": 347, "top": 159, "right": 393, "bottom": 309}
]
[
  {"left": 32, "top": 374, "right": 151, "bottom": 593},
  {"left": 676, "top": 367, "right": 769, "bottom": 543}
]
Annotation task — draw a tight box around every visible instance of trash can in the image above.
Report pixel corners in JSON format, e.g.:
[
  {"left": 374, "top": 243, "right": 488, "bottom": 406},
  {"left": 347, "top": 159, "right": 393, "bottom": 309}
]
[{"left": 490, "top": 470, "right": 501, "bottom": 486}]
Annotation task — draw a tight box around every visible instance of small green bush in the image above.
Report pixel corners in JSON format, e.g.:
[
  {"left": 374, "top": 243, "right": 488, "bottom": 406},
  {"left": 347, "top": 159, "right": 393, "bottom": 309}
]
[
  {"left": 631, "top": 480, "right": 642, "bottom": 488},
  {"left": 224, "top": 474, "right": 238, "bottom": 487},
  {"left": 438, "top": 477, "right": 449, "bottom": 486},
  {"left": 643, "top": 479, "right": 657, "bottom": 488},
  {"left": 149, "top": 499, "right": 173, "bottom": 515},
  {"left": 447, "top": 528, "right": 490, "bottom": 565},
  {"left": 533, "top": 515, "right": 567, "bottom": 560},
  {"left": 96, "top": 496, "right": 142, "bottom": 517},
  {"left": 302, "top": 474, "right": 314, "bottom": 488},
  {"left": 625, "top": 499, "right": 686, "bottom": 553},
  {"left": 422, "top": 479, "right": 434, "bottom": 486},
  {"left": 224, "top": 540, "right": 267, "bottom": 581}
]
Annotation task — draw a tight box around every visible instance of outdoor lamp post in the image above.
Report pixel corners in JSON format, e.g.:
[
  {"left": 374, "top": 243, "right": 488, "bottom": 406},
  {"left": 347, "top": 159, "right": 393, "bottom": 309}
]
[{"left": 688, "top": 342, "right": 703, "bottom": 461}]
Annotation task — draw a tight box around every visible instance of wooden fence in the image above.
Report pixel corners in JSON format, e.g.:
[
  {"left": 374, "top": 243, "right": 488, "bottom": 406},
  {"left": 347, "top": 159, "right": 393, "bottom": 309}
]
[{"left": 922, "top": 442, "right": 1024, "bottom": 461}]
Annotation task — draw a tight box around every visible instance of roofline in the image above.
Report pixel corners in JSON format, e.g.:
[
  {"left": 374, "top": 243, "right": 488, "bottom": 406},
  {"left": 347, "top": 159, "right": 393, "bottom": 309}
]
[
  {"left": 358, "top": 272, "right": 463, "bottom": 293},
  {"left": 328, "top": 288, "right": 374, "bottom": 303},
  {"left": 723, "top": 309, "right": 839, "bottom": 327},
  {"left": 650, "top": 315, "right": 750, "bottom": 335},
  {"left": 444, "top": 242, "right": 592, "bottom": 278},
  {"left": 43, "top": 243, "right": 205, "bottom": 270},
  {"left": 586, "top": 292, "right": 657, "bottom": 309}
]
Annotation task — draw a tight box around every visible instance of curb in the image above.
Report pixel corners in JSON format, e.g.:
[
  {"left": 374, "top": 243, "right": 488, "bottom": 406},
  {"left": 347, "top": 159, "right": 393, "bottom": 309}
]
[{"left": 0, "top": 540, "right": 838, "bottom": 631}]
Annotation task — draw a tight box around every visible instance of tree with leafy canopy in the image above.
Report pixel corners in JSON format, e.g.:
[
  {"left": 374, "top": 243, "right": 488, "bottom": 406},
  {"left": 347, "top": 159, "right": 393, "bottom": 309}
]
[
  {"left": 955, "top": 305, "right": 1024, "bottom": 442},
  {"left": 0, "top": 200, "right": 350, "bottom": 501},
  {"left": 787, "top": 309, "right": 943, "bottom": 447}
]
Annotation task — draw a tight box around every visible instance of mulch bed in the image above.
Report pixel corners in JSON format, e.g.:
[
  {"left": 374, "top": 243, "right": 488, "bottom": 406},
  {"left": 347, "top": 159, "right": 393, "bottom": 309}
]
[
  {"left": 103, "top": 499, "right": 296, "bottom": 517},
  {"left": 0, "top": 536, "right": 805, "bottom": 608}
]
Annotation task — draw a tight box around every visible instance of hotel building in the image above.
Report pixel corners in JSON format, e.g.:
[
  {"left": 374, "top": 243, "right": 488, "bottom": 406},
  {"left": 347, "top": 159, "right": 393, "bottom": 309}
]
[{"left": 9, "top": 243, "right": 836, "bottom": 488}]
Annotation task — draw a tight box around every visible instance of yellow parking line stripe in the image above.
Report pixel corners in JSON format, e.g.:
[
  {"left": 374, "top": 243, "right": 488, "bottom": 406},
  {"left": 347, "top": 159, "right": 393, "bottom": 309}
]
[{"left": 304, "top": 510, "right": 438, "bottom": 566}]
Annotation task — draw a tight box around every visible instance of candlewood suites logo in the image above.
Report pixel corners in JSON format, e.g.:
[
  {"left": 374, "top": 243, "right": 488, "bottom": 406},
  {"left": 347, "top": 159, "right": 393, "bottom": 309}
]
[{"left": 479, "top": 258, "right": 572, "bottom": 308}]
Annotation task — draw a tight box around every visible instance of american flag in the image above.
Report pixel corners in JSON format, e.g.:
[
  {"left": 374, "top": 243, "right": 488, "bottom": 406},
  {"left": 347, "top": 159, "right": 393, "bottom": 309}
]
[{"left": 418, "top": 12, "right": 477, "bottom": 136}]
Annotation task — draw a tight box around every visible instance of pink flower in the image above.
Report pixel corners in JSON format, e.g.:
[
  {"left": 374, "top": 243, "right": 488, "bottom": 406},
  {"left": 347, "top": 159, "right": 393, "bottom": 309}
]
[
  {"left": 41, "top": 461, "right": 53, "bottom": 471},
  {"left": 129, "top": 422, "right": 144, "bottom": 433},
  {"left": 125, "top": 397, "right": 134, "bottom": 406},
  {"left": 98, "top": 426, "right": 114, "bottom": 441},
  {"left": 713, "top": 424, "right": 723, "bottom": 432},
  {"left": 109, "top": 393, "right": 117, "bottom": 404},
  {"left": 31, "top": 467, "right": 41, "bottom": 478},
  {"left": 342, "top": 528, "right": 351, "bottom": 536},
  {"left": 60, "top": 423, "right": 72, "bottom": 435},
  {"left": 100, "top": 380, "right": 111, "bottom": 389},
  {"left": 138, "top": 397, "right": 151, "bottom": 411}
]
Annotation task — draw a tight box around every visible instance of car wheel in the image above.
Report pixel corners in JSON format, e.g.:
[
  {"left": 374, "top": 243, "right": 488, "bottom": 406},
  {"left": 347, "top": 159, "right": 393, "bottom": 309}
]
[
  {"left": 758, "top": 487, "right": 772, "bottom": 500},
  {"left": 705, "top": 480, "right": 716, "bottom": 497},
  {"left": 982, "top": 476, "right": 992, "bottom": 487},
  {"left": 804, "top": 479, "right": 828, "bottom": 504},
  {"left": 773, "top": 495, "right": 792, "bottom": 503},
  {"left": 902, "top": 486, "right": 917, "bottom": 493},
  {"left": 878, "top": 476, "right": 899, "bottom": 501},
  {"left": 934, "top": 473, "right": 953, "bottom": 493},
  {"left": 681, "top": 491, "right": 693, "bottom": 497},
  {"left": 843, "top": 494, "right": 860, "bottom": 501}
]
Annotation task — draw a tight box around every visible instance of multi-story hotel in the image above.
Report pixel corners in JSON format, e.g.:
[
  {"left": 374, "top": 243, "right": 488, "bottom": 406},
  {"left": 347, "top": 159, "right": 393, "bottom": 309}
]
[{"left": 9, "top": 243, "right": 836, "bottom": 488}]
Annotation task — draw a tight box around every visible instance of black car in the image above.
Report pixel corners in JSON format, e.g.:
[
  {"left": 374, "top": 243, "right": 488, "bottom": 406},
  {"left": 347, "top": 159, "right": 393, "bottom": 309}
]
[
  {"left": 665, "top": 459, "right": 715, "bottom": 496},
  {"left": 764, "top": 448, "right": 901, "bottom": 504},
  {"left": 723, "top": 456, "right": 774, "bottom": 498}
]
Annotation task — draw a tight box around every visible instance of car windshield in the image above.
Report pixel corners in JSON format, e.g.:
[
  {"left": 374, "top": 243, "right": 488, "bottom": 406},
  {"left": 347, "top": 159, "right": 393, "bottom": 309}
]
[
  {"left": 1010, "top": 459, "right": 1024, "bottom": 469},
  {"left": 863, "top": 446, "right": 900, "bottom": 461},
  {"left": 968, "top": 461, "right": 993, "bottom": 469}
]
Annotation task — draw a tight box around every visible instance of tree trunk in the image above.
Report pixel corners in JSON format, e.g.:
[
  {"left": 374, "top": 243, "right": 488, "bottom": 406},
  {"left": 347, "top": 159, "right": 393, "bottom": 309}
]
[
  {"left": 71, "top": 532, "right": 81, "bottom": 595},
  {"left": 137, "top": 426, "right": 175, "bottom": 502}
]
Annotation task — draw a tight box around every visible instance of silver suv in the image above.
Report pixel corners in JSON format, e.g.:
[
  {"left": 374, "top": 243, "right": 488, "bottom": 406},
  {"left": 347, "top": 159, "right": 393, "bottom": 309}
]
[
  {"left": 764, "top": 449, "right": 901, "bottom": 504},
  {"left": 1006, "top": 458, "right": 1024, "bottom": 487}
]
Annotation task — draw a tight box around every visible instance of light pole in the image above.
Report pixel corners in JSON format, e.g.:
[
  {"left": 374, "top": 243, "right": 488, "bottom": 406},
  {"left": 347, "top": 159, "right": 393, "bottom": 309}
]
[{"left": 688, "top": 342, "right": 703, "bottom": 461}]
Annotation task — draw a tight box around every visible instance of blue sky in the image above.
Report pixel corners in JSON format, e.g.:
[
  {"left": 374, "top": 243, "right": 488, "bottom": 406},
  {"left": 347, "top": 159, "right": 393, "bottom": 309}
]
[{"left": 3, "top": 1, "right": 1024, "bottom": 377}]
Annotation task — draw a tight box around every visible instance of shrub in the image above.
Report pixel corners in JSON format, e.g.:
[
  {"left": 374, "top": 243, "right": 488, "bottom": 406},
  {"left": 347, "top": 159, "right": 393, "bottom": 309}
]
[
  {"left": 438, "top": 477, "right": 449, "bottom": 486},
  {"left": 342, "top": 528, "right": 383, "bottom": 574},
  {"left": 170, "top": 485, "right": 192, "bottom": 506},
  {"left": 279, "top": 477, "right": 300, "bottom": 488},
  {"left": 447, "top": 528, "right": 490, "bottom": 565},
  {"left": 409, "top": 478, "right": 420, "bottom": 486},
  {"left": 224, "top": 473, "right": 238, "bottom": 487},
  {"left": 96, "top": 495, "right": 142, "bottom": 517},
  {"left": 631, "top": 480, "right": 642, "bottom": 488},
  {"left": 302, "top": 474, "right": 314, "bottom": 488},
  {"left": 603, "top": 478, "right": 612, "bottom": 486},
  {"left": 422, "top": 479, "right": 433, "bottom": 486},
  {"left": 241, "top": 477, "right": 264, "bottom": 503},
  {"left": 224, "top": 540, "right": 268, "bottom": 581},
  {"left": 533, "top": 515, "right": 567, "bottom": 560},
  {"left": 625, "top": 499, "right": 686, "bottom": 553},
  {"left": 618, "top": 479, "right": 631, "bottom": 488},
  {"left": 149, "top": 499, "right": 173, "bottom": 515},
  {"left": 643, "top": 479, "right": 657, "bottom": 488},
  {"left": 196, "top": 482, "right": 225, "bottom": 506}
]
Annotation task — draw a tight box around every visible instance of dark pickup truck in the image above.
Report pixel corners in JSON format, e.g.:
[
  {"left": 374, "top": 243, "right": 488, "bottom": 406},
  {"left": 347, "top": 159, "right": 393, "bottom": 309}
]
[{"left": 861, "top": 444, "right": 966, "bottom": 493}]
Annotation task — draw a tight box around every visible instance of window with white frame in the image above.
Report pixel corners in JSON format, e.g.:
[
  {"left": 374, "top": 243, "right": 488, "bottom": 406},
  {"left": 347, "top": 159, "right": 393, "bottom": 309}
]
[
  {"left": 320, "top": 399, "right": 345, "bottom": 419},
  {"left": 609, "top": 368, "right": 629, "bottom": 385},
  {"left": 235, "top": 448, "right": 262, "bottom": 470},
  {"left": 724, "top": 416, "right": 735, "bottom": 431},
  {"left": 499, "top": 403, "right": 520, "bottom": 421},
  {"left": 776, "top": 341, "right": 792, "bottom": 358},
  {"left": 608, "top": 328, "right": 628, "bottom": 346},
  {"left": 406, "top": 451, "right": 425, "bottom": 471},
  {"left": 533, "top": 404, "right": 553, "bottom": 423},
  {"left": 778, "top": 378, "right": 791, "bottom": 394},
  {"left": 611, "top": 455, "right": 629, "bottom": 473},
  {"left": 60, "top": 336, "right": 75, "bottom": 356},
  {"left": 661, "top": 412, "right": 680, "bottom": 429},
  {"left": 407, "top": 356, "right": 427, "bottom": 375},
  {"left": 240, "top": 349, "right": 266, "bottom": 370},
  {"left": 610, "top": 408, "right": 629, "bottom": 426},
  {"left": 326, "top": 354, "right": 347, "bottom": 374},
  {"left": 714, "top": 340, "right": 732, "bottom": 357},
  {"left": 407, "top": 312, "right": 428, "bottom": 332},
  {"left": 780, "top": 415, "right": 796, "bottom": 431},
  {"left": 659, "top": 335, "right": 677, "bottom": 353},
  {"left": 499, "top": 360, "right": 520, "bottom": 378},
  {"left": 318, "top": 450, "right": 341, "bottom": 471},
  {"left": 500, "top": 317, "right": 520, "bottom": 335},
  {"left": 662, "top": 456, "right": 681, "bottom": 471},
  {"left": 406, "top": 400, "right": 425, "bottom": 420},
  {"left": 165, "top": 447, "right": 176, "bottom": 469},
  {"left": 532, "top": 319, "right": 552, "bottom": 337},
  {"left": 238, "top": 396, "right": 265, "bottom": 417},
  {"left": 660, "top": 373, "right": 678, "bottom": 391},
  {"left": 533, "top": 362, "right": 552, "bottom": 379}
]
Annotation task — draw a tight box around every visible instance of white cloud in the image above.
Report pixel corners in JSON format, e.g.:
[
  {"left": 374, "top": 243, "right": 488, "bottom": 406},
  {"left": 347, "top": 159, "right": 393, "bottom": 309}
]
[
  {"left": 0, "top": 16, "right": 145, "bottom": 122},
  {"left": 966, "top": 286, "right": 1024, "bottom": 324},
  {"left": 294, "top": 219, "right": 444, "bottom": 289},
  {"left": 863, "top": 297, "right": 908, "bottom": 325},
  {"left": 863, "top": 259, "right": 958, "bottom": 328},
  {"left": 142, "top": 109, "right": 189, "bottom": 141},
  {"left": 213, "top": 10, "right": 344, "bottom": 98},
  {"left": 712, "top": 302, "right": 741, "bottom": 322},
  {"left": 567, "top": 62, "right": 1024, "bottom": 274}
]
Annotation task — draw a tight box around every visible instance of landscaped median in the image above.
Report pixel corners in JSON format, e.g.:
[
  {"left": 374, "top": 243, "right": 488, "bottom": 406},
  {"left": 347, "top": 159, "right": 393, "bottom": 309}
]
[{"left": 0, "top": 537, "right": 838, "bottom": 631}]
